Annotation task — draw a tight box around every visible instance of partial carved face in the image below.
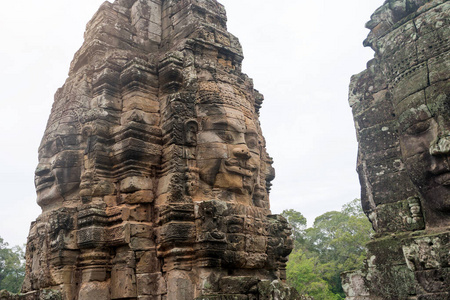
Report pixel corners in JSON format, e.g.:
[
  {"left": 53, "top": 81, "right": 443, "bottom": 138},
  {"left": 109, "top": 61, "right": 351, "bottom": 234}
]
[
  {"left": 397, "top": 88, "right": 450, "bottom": 226},
  {"left": 195, "top": 105, "right": 262, "bottom": 202},
  {"left": 35, "top": 120, "right": 82, "bottom": 209}
]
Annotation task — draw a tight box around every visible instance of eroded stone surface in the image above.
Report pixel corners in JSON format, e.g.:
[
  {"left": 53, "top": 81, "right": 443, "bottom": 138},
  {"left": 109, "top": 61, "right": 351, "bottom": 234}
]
[
  {"left": 17, "top": 0, "right": 299, "bottom": 299},
  {"left": 344, "top": 0, "right": 450, "bottom": 299}
]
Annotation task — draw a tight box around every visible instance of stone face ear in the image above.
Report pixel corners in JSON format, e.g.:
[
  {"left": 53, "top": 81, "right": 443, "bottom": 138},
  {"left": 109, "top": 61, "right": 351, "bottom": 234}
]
[{"left": 184, "top": 119, "right": 198, "bottom": 146}]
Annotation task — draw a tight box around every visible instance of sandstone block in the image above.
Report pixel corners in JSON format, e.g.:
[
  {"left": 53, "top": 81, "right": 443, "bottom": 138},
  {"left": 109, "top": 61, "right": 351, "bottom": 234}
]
[
  {"left": 137, "top": 273, "right": 167, "bottom": 295},
  {"left": 120, "top": 176, "right": 153, "bottom": 193},
  {"left": 122, "top": 190, "right": 154, "bottom": 204},
  {"left": 78, "top": 281, "right": 110, "bottom": 300},
  {"left": 130, "top": 237, "right": 155, "bottom": 250},
  {"left": 219, "top": 276, "right": 259, "bottom": 294},
  {"left": 136, "top": 251, "right": 160, "bottom": 274},
  {"left": 111, "top": 267, "right": 137, "bottom": 299}
]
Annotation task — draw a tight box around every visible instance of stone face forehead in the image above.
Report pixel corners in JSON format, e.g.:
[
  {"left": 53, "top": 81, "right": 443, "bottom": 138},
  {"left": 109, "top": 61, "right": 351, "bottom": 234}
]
[
  {"left": 201, "top": 115, "right": 246, "bottom": 131},
  {"left": 39, "top": 116, "right": 82, "bottom": 150}
]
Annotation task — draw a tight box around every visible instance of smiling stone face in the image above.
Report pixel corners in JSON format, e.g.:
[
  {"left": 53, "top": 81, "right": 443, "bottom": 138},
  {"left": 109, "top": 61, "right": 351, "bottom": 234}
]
[
  {"left": 196, "top": 110, "right": 261, "bottom": 197},
  {"left": 397, "top": 83, "right": 450, "bottom": 226},
  {"left": 192, "top": 80, "right": 267, "bottom": 205},
  {"left": 35, "top": 119, "right": 83, "bottom": 210}
]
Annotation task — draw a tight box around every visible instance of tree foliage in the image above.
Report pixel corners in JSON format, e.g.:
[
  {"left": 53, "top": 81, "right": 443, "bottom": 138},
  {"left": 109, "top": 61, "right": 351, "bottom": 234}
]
[
  {"left": 0, "top": 237, "right": 25, "bottom": 293},
  {"left": 281, "top": 209, "right": 307, "bottom": 242},
  {"left": 282, "top": 199, "right": 373, "bottom": 299}
]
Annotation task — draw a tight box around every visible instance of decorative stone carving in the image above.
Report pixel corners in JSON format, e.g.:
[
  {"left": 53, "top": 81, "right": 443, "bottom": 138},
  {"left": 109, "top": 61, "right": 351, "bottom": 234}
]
[
  {"left": 344, "top": 0, "right": 450, "bottom": 299},
  {"left": 16, "top": 1, "right": 300, "bottom": 299}
]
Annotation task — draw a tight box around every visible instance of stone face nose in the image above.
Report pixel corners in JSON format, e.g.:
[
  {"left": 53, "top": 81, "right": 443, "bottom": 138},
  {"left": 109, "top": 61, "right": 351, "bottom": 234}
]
[
  {"left": 430, "top": 135, "right": 450, "bottom": 156},
  {"left": 35, "top": 163, "right": 51, "bottom": 176},
  {"left": 232, "top": 146, "right": 251, "bottom": 159}
]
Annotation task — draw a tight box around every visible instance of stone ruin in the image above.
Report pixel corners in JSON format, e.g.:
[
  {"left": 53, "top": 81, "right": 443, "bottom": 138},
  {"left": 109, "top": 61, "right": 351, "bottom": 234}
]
[
  {"left": 342, "top": 0, "right": 450, "bottom": 299},
  {"left": 2, "top": 0, "right": 447, "bottom": 299},
  {"left": 7, "top": 0, "right": 302, "bottom": 299}
]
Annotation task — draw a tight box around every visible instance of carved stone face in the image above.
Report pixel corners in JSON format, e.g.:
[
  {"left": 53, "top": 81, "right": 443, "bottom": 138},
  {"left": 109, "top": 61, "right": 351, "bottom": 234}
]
[
  {"left": 398, "top": 89, "right": 450, "bottom": 226},
  {"left": 35, "top": 120, "right": 82, "bottom": 209},
  {"left": 195, "top": 105, "right": 261, "bottom": 202}
]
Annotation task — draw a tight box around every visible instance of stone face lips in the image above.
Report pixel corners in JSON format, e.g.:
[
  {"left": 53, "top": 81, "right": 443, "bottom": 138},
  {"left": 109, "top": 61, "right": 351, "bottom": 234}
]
[
  {"left": 21, "top": 1, "right": 299, "bottom": 299},
  {"left": 345, "top": 0, "right": 450, "bottom": 299}
]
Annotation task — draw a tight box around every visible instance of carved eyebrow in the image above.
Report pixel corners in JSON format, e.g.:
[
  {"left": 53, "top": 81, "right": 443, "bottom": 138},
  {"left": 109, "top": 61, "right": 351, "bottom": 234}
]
[
  {"left": 211, "top": 119, "right": 244, "bottom": 132},
  {"left": 211, "top": 121, "right": 229, "bottom": 129},
  {"left": 246, "top": 128, "right": 258, "bottom": 135}
]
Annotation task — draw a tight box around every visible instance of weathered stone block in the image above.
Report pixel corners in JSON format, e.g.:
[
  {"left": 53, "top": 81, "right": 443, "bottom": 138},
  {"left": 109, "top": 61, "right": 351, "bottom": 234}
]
[
  {"left": 242, "top": 253, "right": 267, "bottom": 269},
  {"left": 219, "top": 276, "right": 259, "bottom": 294},
  {"left": 368, "top": 171, "right": 416, "bottom": 206},
  {"left": 136, "top": 273, "right": 167, "bottom": 295},
  {"left": 415, "top": 268, "right": 450, "bottom": 294},
  {"left": 122, "top": 190, "right": 155, "bottom": 204},
  {"left": 111, "top": 267, "right": 137, "bottom": 299},
  {"left": 79, "top": 282, "right": 110, "bottom": 300},
  {"left": 166, "top": 272, "right": 194, "bottom": 300},
  {"left": 226, "top": 234, "right": 245, "bottom": 251},
  {"left": 106, "top": 223, "right": 131, "bottom": 246},
  {"left": 123, "top": 96, "right": 159, "bottom": 113},
  {"left": 257, "top": 280, "right": 301, "bottom": 300},
  {"left": 354, "top": 91, "right": 395, "bottom": 129},
  {"left": 374, "top": 198, "right": 425, "bottom": 233},
  {"left": 77, "top": 227, "right": 105, "bottom": 248},
  {"left": 391, "top": 62, "right": 429, "bottom": 105},
  {"left": 81, "top": 267, "right": 107, "bottom": 282},
  {"left": 51, "top": 267, "right": 78, "bottom": 285},
  {"left": 129, "top": 206, "right": 151, "bottom": 222},
  {"left": 341, "top": 270, "right": 370, "bottom": 298},
  {"left": 130, "top": 237, "right": 155, "bottom": 250},
  {"left": 120, "top": 176, "right": 153, "bottom": 193},
  {"left": 245, "top": 236, "right": 267, "bottom": 253},
  {"left": 425, "top": 79, "right": 450, "bottom": 116},
  {"left": 357, "top": 122, "right": 399, "bottom": 155},
  {"left": 136, "top": 251, "right": 160, "bottom": 274},
  {"left": 112, "top": 247, "right": 136, "bottom": 266},
  {"left": 94, "top": 94, "right": 122, "bottom": 111},
  {"left": 159, "top": 221, "right": 196, "bottom": 244},
  {"left": 131, "top": 223, "right": 153, "bottom": 238}
]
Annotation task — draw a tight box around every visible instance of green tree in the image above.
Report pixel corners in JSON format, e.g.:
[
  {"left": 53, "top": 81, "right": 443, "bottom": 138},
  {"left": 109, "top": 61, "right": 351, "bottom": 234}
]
[
  {"left": 286, "top": 248, "right": 341, "bottom": 300},
  {"left": 0, "top": 237, "right": 25, "bottom": 293},
  {"left": 281, "top": 209, "right": 307, "bottom": 243},
  {"left": 285, "top": 199, "right": 372, "bottom": 299}
]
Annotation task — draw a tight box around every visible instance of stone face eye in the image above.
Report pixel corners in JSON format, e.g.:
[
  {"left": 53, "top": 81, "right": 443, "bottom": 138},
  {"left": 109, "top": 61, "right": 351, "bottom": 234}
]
[
  {"left": 247, "top": 139, "right": 257, "bottom": 150},
  {"left": 216, "top": 130, "right": 234, "bottom": 143},
  {"left": 405, "top": 119, "right": 432, "bottom": 135}
]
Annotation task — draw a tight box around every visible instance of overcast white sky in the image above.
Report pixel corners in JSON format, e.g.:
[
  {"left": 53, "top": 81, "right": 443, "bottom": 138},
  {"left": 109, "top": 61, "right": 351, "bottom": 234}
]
[{"left": 0, "top": 0, "right": 384, "bottom": 247}]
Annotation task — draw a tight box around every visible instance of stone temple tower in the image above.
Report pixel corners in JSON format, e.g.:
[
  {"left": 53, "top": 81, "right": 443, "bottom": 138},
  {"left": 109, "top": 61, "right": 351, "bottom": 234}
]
[
  {"left": 18, "top": 0, "right": 300, "bottom": 299},
  {"left": 343, "top": 0, "right": 450, "bottom": 299}
]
